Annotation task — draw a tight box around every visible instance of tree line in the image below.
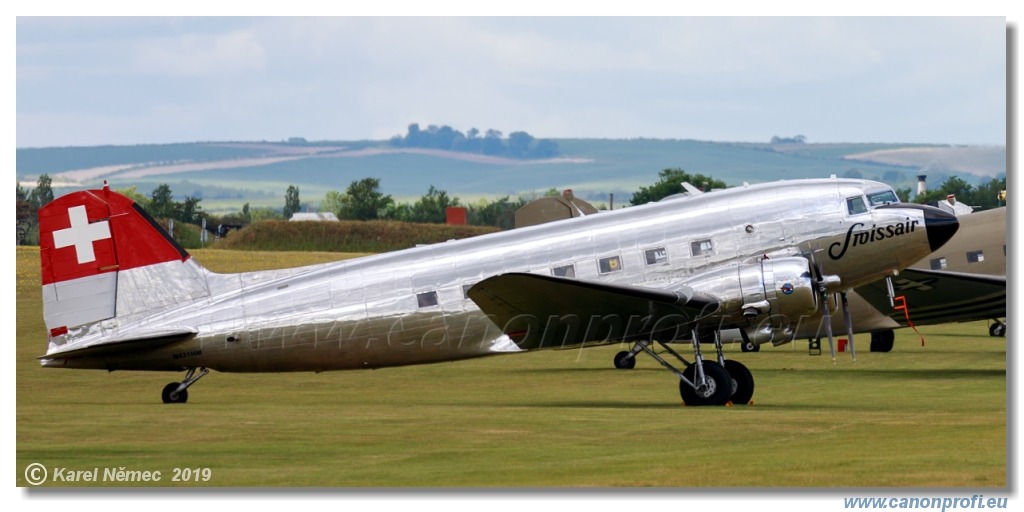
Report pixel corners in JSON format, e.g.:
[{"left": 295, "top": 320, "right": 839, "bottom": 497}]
[
  {"left": 16, "top": 174, "right": 53, "bottom": 245},
  {"left": 389, "top": 123, "right": 561, "bottom": 159},
  {"left": 895, "top": 175, "right": 1006, "bottom": 210},
  {"left": 318, "top": 178, "right": 529, "bottom": 230}
]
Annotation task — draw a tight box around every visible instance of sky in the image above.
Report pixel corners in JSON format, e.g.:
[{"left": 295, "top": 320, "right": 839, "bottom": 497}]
[{"left": 13, "top": 15, "right": 1010, "bottom": 148}]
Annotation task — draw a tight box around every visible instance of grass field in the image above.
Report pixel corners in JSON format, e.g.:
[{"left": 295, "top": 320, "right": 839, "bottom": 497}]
[{"left": 15, "top": 247, "right": 1007, "bottom": 488}]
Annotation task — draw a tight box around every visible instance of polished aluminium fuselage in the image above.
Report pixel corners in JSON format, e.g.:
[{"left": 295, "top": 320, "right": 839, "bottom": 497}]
[{"left": 42, "top": 178, "right": 941, "bottom": 372}]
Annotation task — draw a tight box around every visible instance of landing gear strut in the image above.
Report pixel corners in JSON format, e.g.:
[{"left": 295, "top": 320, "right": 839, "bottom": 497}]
[
  {"left": 615, "top": 328, "right": 753, "bottom": 406},
  {"left": 161, "top": 367, "right": 209, "bottom": 404}
]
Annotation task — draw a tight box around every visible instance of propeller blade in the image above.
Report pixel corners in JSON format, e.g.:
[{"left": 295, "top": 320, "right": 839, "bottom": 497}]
[
  {"left": 841, "top": 291, "right": 856, "bottom": 362},
  {"left": 820, "top": 290, "right": 837, "bottom": 362}
]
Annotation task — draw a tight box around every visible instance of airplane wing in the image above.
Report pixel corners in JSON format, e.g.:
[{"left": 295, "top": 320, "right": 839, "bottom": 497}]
[
  {"left": 467, "top": 273, "right": 720, "bottom": 350},
  {"left": 855, "top": 268, "right": 1005, "bottom": 326},
  {"left": 40, "top": 327, "right": 198, "bottom": 360}
]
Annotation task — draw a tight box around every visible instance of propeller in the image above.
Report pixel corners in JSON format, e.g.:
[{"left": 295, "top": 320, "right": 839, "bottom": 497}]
[{"left": 807, "top": 251, "right": 855, "bottom": 362}]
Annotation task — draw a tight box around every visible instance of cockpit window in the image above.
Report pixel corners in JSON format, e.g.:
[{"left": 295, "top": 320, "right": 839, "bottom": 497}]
[
  {"left": 867, "top": 190, "right": 899, "bottom": 207},
  {"left": 846, "top": 196, "right": 868, "bottom": 215}
]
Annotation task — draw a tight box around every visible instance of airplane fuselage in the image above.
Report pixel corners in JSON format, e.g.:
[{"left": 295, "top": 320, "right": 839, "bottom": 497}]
[{"left": 40, "top": 178, "right": 956, "bottom": 373}]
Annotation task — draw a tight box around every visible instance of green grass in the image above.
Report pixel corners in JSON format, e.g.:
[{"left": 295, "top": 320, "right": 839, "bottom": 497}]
[{"left": 15, "top": 247, "right": 1007, "bottom": 487}]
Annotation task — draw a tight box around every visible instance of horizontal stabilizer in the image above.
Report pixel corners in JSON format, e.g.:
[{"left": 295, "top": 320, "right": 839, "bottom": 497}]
[
  {"left": 40, "top": 327, "right": 197, "bottom": 361},
  {"left": 467, "top": 273, "right": 719, "bottom": 350}
]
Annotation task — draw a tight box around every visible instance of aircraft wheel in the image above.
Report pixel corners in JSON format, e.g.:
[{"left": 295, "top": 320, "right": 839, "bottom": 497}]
[
  {"left": 741, "top": 340, "right": 760, "bottom": 353},
  {"left": 990, "top": 323, "right": 1006, "bottom": 337},
  {"left": 680, "top": 361, "right": 732, "bottom": 406},
  {"left": 613, "top": 351, "right": 636, "bottom": 370},
  {"left": 870, "top": 330, "right": 894, "bottom": 353},
  {"left": 723, "top": 360, "right": 755, "bottom": 405},
  {"left": 162, "top": 383, "right": 188, "bottom": 404}
]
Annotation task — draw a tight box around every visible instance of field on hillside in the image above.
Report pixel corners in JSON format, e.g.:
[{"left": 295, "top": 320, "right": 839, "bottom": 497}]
[
  {"left": 18, "top": 139, "right": 1005, "bottom": 213},
  {"left": 16, "top": 247, "right": 1007, "bottom": 489}
]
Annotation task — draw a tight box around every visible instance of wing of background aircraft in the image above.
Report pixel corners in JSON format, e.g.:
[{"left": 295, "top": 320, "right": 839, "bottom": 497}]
[
  {"left": 855, "top": 268, "right": 1006, "bottom": 328},
  {"left": 853, "top": 206, "right": 1007, "bottom": 348}
]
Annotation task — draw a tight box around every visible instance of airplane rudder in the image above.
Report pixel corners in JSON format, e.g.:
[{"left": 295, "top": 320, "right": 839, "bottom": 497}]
[
  {"left": 39, "top": 189, "right": 118, "bottom": 286},
  {"left": 39, "top": 189, "right": 121, "bottom": 341}
]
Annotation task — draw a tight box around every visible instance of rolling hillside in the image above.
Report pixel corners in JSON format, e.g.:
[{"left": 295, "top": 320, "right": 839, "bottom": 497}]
[{"left": 16, "top": 139, "right": 1005, "bottom": 213}]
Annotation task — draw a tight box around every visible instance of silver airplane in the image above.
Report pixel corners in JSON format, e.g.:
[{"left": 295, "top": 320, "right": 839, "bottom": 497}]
[{"left": 37, "top": 178, "right": 959, "bottom": 405}]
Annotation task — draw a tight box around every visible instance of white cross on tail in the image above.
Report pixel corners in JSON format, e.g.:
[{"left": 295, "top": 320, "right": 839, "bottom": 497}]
[{"left": 52, "top": 205, "right": 111, "bottom": 264}]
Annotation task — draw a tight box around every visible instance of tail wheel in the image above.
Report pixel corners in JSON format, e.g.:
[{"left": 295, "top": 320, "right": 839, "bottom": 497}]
[
  {"left": 723, "top": 360, "right": 755, "bottom": 405},
  {"left": 680, "top": 361, "right": 732, "bottom": 406},
  {"left": 161, "top": 382, "right": 188, "bottom": 404},
  {"left": 989, "top": 322, "right": 1006, "bottom": 337}
]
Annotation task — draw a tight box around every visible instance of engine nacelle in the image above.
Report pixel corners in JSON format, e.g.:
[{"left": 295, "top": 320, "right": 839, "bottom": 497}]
[
  {"left": 741, "top": 256, "right": 818, "bottom": 322},
  {"left": 677, "top": 256, "right": 818, "bottom": 343}
]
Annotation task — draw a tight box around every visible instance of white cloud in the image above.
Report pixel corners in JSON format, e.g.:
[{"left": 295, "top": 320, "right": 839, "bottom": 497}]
[
  {"left": 14, "top": 16, "right": 1008, "bottom": 147},
  {"left": 131, "top": 29, "right": 266, "bottom": 76}
]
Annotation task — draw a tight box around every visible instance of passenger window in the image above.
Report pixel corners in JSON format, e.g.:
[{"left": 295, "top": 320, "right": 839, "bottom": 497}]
[
  {"left": 598, "top": 256, "right": 623, "bottom": 274},
  {"left": 930, "top": 257, "right": 947, "bottom": 270},
  {"left": 645, "top": 247, "right": 668, "bottom": 265},
  {"left": 690, "top": 239, "right": 714, "bottom": 256},
  {"left": 846, "top": 196, "right": 868, "bottom": 215},
  {"left": 417, "top": 291, "right": 439, "bottom": 308},
  {"left": 966, "top": 250, "right": 984, "bottom": 263},
  {"left": 462, "top": 284, "right": 473, "bottom": 300},
  {"left": 552, "top": 264, "right": 576, "bottom": 278}
]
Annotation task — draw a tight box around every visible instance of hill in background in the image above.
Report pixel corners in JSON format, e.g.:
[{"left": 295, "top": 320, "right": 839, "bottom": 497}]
[{"left": 16, "top": 139, "right": 1005, "bottom": 214}]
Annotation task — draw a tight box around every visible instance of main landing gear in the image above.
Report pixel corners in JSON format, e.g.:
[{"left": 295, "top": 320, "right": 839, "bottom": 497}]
[
  {"left": 613, "top": 329, "right": 754, "bottom": 406},
  {"left": 870, "top": 330, "right": 895, "bottom": 352},
  {"left": 161, "top": 367, "right": 209, "bottom": 404}
]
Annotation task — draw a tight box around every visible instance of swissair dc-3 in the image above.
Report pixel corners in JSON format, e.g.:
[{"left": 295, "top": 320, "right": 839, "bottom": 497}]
[{"left": 38, "top": 178, "right": 959, "bottom": 405}]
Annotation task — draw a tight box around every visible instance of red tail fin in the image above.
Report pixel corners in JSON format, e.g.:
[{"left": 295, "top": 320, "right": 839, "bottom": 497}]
[{"left": 39, "top": 185, "right": 201, "bottom": 343}]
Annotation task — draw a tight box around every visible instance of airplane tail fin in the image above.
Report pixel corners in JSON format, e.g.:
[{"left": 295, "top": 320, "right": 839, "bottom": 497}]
[{"left": 39, "top": 184, "right": 211, "bottom": 352}]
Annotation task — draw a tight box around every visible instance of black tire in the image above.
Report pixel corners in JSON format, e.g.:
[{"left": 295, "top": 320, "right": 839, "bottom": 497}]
[
  {"left": 723, "top": 359, "right": 755, "bottom": 405},
  {"left": 162, "top": 382, "right": 188, "bottom": 404},
  {"left": 990, "top": 323, "right": 1006, "bottom": 337},
  {"left": 679, "top": 361, "right": 732, "bottom": 406},
  {"left": 740, "top": 340, "right": 760, "bottom": 353},
  {"left": 870, "top": 330, "right": 894, "bottom": 352},
  {"left": 613, "top": 351, "right": 636, "bottom": 370}
]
